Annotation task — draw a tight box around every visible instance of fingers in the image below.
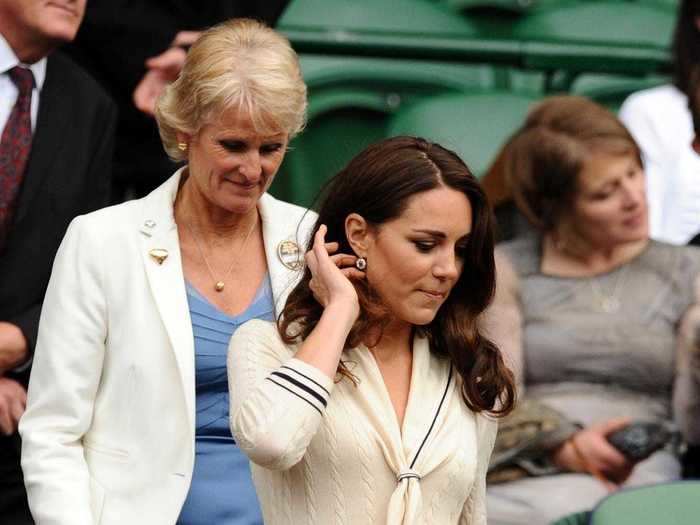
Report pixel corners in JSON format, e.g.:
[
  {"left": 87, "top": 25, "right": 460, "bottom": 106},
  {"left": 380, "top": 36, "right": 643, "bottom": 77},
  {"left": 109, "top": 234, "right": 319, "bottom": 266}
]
[
  {"left": 133, "top": 70, "right": 167, "bottom": 115},
  {"left": 594, "top": 440, "right": 629, "bottom": 471},
  {"left": 145, "top": 47, "right": 187, "bottom": 70},
  {"left": 0, "top": 402, "right": 11, "bottom": 435},
  {"left": 340, "top": 268, "right": 366, "bottom": 280},
  {"left": 172, "top": 30, "right": 202, "bottom": 48},
  {"left": 328, "top": 253, "right": 358, "bottom": 268},
  {"left": 8, "top": 393, "right": 25, "bottom": 433},
  {"left": 0, "top": 379, "right": 25, "bottom": 435},
  {"left": 312, "top": 225, "right": 330, "bottom": 262},
  {"left": 599, "top": 418, "right": 632, "bottom": 436}
]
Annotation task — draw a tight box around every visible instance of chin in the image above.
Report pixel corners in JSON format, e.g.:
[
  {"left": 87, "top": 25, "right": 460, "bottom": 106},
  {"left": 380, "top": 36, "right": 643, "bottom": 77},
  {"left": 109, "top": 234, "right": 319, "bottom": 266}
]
[
  {"left": 45, "top": 24, "right": 81, "bottom": 43},
  {"left": 219, "top": 193, "right": 261, "bottom": 215},
  {"left": 403, "top": 308, "right": 441, "bottom": 327}
]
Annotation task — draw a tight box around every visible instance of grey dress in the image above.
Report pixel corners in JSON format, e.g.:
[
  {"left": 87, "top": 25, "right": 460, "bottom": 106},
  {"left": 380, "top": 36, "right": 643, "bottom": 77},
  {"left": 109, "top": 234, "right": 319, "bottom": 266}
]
[{"left": 485, "top": 237, "right": 700, "bottom": 525}]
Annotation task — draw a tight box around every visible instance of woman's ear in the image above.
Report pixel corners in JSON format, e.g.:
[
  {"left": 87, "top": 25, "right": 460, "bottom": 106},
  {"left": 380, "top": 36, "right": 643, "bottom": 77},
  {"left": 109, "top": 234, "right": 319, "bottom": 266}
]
[{"left": 345, "top": 213, "right": 371, "bottom": 257}]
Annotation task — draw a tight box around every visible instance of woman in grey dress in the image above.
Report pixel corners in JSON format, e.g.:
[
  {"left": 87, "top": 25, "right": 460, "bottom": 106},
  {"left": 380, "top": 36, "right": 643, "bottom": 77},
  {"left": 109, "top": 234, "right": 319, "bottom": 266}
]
[{"left": 482, "top": 96, "right": 700, "bottom": 524}]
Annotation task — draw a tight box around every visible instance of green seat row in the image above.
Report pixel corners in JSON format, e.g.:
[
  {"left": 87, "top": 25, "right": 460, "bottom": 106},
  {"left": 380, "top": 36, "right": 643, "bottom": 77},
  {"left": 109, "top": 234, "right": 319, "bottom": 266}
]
[{"left": 278, "top": 0, "right": 676, "bottom": 75}]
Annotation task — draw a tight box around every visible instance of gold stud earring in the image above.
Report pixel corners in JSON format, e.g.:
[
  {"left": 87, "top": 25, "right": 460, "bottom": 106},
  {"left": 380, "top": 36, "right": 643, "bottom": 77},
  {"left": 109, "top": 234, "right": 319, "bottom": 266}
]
[{"left": 177, "top": 142, "right": 188, "bottom": 152}]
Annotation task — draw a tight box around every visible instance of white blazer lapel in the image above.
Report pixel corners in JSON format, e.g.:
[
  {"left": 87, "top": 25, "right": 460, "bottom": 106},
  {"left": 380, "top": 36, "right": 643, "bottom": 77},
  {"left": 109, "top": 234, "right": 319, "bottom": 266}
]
[
  {"left": 138, "top": 170, "right": 196, "bottom": 433},
  {"left": 258, "top": 193, "right": 315, "bottom": 316}
]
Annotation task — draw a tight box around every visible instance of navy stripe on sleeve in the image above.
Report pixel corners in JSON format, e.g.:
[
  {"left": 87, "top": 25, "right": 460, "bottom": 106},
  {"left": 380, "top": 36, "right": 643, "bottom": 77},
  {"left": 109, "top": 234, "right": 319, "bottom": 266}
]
[
  {"left": 270, "top": 371, "right": 328, "bottom": 408},
  {"left": 280, "top": 365, "right": 330, "bottom": 396},
  {"left": 266, "top": 377, "right": 323, "bottom": 415}
]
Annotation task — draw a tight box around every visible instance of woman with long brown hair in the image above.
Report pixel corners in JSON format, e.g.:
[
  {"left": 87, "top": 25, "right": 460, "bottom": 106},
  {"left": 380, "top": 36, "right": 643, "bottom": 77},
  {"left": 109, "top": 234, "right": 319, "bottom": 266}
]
[{"left": 227, "top": 136, "right": 515, "bottom": 524}]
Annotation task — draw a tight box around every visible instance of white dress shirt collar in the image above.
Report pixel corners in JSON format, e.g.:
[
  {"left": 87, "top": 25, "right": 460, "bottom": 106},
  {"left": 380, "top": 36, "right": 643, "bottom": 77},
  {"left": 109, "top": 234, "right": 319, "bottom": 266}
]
[
  {"left": 0, "top": 32, "right": 47, "bottom": 91},
  {"left": 0, "top": 32, "right": 48, "bottom": 133}
]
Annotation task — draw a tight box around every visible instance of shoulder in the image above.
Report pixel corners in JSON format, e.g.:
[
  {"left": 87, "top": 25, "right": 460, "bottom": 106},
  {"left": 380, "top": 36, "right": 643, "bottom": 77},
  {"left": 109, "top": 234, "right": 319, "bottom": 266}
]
[
  {"left": 45, "top": 52, "right": 116, "bottom": 115},
  {"left": 619, "top": 84, "right": 688, "bottom": 133},
  {"left": 260, "top": 193, "right": 317, "bottom": 244},
  {"left": 642, "top": 240, "right": 700, "bottom": 274},
  {"left": 229, "top": 319, "right": 294, "bottom": 359},
  {"left": 495, "top": 236, "right": 539, "bottom": 277},
  {"left": 261, "top": 194, "right": 316, "bottom": 225},
  {"left": 620, "top": 84, "right": 685, "bottom": 114},
  {"left": 234, "top": 318, "right": 280, "bottom": 341},
  {"left": 64, "top": 196, "right": 143, "bottom": 245}
]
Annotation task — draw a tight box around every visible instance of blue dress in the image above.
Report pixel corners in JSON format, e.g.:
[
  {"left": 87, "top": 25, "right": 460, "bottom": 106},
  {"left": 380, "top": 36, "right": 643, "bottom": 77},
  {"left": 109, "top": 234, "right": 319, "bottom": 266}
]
[{"left": 177, "top": 276, "right": 274, "bottom": 525}]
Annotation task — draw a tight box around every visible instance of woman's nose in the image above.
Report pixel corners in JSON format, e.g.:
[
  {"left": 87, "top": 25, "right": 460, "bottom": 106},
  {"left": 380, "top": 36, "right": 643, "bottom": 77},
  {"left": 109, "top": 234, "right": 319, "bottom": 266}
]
[{"left": 239, "top": 150, "right": 262, "bottom": 180}]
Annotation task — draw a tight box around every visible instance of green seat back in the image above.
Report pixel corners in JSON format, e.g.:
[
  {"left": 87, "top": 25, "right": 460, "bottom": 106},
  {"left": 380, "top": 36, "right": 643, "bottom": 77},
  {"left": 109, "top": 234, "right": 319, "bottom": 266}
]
[
  {"left": 386, "top": 91, "right": 537, "bottom": 178},
  {"left": 278, "top": 0, "right": 520, "bottom": 62},
  {"left": 514, "top": 2, "right": 676, "bottom": 74},
  {"left": 590, "top": 481, "right": 700, "bottom": 525},
  {"left": 270, "top": 55, "right": 501, "bottom": 206}
]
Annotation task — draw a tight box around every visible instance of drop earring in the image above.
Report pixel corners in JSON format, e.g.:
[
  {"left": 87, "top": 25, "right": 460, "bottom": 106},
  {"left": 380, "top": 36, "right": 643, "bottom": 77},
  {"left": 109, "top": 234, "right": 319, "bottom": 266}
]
[
  {"left": 355, "top": 257, "right": 367, "bottom": 271},
  {"left": 178, "top": 142, "right": 188, "bottom": 152}
]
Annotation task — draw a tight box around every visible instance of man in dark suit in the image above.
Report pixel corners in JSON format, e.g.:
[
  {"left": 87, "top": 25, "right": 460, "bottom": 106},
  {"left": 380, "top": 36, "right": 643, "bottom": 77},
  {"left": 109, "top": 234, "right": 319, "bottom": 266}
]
[{"left": 0, "top": 1, "right": 116, "bottom": 522}]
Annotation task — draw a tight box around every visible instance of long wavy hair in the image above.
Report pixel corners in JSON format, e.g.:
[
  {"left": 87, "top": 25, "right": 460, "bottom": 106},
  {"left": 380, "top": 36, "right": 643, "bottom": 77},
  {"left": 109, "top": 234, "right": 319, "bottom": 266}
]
[{"left": 279, "top": 136, "right": 515, "bottom": 416}]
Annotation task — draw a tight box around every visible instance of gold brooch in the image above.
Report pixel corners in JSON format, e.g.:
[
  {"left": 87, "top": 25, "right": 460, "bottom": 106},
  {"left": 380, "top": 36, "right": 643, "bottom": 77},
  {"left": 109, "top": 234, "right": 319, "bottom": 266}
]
[{"left": 148, "top": 248, "right": 169, "bottom": 265}]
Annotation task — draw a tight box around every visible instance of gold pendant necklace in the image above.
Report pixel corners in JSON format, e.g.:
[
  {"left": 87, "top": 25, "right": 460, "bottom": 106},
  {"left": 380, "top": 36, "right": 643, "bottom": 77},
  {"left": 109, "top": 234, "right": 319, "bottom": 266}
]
[
  {"left": 183, "top": 217, "right": 258, "bottom": 293},
  {"left": 588, "top": 264, "right": 629, "bottom": 313}
]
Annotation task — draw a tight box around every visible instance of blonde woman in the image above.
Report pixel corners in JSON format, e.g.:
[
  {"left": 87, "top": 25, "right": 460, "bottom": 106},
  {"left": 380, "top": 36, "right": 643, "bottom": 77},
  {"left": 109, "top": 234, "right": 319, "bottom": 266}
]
[{"left": 20, "top": 19, "right": 312, "bottom": 525}]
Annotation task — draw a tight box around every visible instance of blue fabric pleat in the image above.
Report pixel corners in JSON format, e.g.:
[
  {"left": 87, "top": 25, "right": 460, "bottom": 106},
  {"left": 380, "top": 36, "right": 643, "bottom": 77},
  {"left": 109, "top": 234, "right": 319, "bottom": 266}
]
[{"left": 177, "top": 275, "right": 274, "bottom": 525}]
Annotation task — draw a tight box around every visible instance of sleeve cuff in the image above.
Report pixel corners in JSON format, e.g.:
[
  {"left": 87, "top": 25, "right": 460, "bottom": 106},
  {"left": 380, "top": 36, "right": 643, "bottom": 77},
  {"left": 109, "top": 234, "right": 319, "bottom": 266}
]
[{"left": 265, "top": 358, "right": 334, "bottom": 415}]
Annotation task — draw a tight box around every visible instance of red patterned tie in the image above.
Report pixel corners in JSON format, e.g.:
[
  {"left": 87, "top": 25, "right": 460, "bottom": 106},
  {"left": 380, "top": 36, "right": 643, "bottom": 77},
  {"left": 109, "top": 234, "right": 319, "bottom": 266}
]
[{"left": 0, "top": 66, "right": 34, "bottom": 249}]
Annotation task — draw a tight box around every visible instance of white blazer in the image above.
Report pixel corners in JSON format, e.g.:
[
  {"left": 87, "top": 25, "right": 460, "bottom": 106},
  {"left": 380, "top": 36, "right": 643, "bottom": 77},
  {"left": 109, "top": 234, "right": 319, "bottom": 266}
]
[{"left": 19, "top": 168, "right": 316, "bottom": 525}]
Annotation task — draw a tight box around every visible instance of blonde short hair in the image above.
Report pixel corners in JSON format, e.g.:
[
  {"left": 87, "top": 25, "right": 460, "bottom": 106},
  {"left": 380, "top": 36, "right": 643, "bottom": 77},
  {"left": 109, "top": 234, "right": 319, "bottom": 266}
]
[{"left": 155, "top": 18, "right": 307, "bottom": 161}]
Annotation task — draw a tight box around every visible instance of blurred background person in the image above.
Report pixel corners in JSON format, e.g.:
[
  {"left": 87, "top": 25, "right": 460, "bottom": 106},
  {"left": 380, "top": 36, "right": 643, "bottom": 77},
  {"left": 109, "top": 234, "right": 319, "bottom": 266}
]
[
  {"left": 619, "top": 0, "right": 700, "bottom": 245},
  {"left": 228, "top": 136, "right": 516, "bottom": 524},
  {"left": 20, "top": 19, "right": 311, "bottom": 524},
  {"left": 0, "top": 0, "right": 116, "bottom": 523},
  {"left": 482, "top": 96, "right": 700, "bottom": 524}
]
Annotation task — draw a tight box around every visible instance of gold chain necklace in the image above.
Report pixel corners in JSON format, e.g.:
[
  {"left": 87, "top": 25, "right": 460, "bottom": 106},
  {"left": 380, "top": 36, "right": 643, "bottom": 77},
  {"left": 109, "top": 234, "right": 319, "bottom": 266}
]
[{"left": 183, "top": 217, "right": 258, "bottom": 293}]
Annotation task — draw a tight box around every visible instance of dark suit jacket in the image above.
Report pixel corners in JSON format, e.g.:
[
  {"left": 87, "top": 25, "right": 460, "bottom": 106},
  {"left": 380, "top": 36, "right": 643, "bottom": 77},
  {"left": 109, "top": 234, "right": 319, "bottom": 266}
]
[{"left": 0, "top": 50, "right": 116, "bottom": 522}]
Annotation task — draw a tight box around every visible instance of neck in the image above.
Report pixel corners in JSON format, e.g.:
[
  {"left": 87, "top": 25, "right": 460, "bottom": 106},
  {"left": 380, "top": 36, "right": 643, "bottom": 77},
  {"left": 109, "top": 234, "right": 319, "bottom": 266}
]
[
  {"left": 543, "top": 234, "right": 648, "bottom": 276},
  {"left": 0, "top": 26, "right": 53, "bottom": 64},
  {"left": 366, "top": 319, "right": 413, "bottom": 362},
  {"left": 175, "top": 173, "right": 258, "bottom": 240}
]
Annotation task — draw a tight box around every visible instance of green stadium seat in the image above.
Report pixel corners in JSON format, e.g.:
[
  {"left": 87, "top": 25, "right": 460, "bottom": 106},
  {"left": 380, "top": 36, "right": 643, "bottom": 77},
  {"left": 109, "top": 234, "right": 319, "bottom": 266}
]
[
  {"left": 279, "top": 0, "right": 674, "bottom": 80},
  {"left": 589, "top": 481, "right": 700, "bottom": 525},
  {"left": 514, "top": 2, "right": 676, "bottom": 75},
  {"left": 569, "top": 72, "right": 668, "bottom": 111},
  {"left": 277, "top": 0, "right": 520, "bottom": 63},
  {"left": 385, "top": 91, "right": 538, "bottom": 178},
  {"left": 269, "top": 55, "right": 503, "bottom": 206}
]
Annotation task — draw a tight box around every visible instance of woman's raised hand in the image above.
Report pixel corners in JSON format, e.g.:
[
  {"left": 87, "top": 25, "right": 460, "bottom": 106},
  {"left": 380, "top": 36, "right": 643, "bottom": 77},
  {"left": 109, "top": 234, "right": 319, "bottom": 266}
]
[{"left": 305, "top": 225, "right": 364, "bottom": 316}]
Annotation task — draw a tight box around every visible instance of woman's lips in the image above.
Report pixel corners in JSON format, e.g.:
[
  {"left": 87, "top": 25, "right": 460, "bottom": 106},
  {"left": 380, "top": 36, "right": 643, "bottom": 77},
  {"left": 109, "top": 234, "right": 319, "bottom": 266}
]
[
  {"left": 420, "top": 289, "right": 446, "bottom": 300},
  {"left": 623, "top": 211, "right": 646, "bottom": 228}
]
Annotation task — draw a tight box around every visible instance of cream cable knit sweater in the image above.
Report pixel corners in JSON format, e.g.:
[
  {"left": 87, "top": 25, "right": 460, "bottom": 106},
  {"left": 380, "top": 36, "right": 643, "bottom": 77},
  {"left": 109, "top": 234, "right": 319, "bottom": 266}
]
[{"left": 228, "top": 319, "right": 497, "bottom": 524}]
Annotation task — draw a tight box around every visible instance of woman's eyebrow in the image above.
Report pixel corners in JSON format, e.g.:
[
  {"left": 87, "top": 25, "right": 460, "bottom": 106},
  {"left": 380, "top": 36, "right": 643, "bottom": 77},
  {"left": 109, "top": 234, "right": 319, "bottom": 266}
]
[{"left": 411, "top": 228, "right": 446, "bottom": 238}]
